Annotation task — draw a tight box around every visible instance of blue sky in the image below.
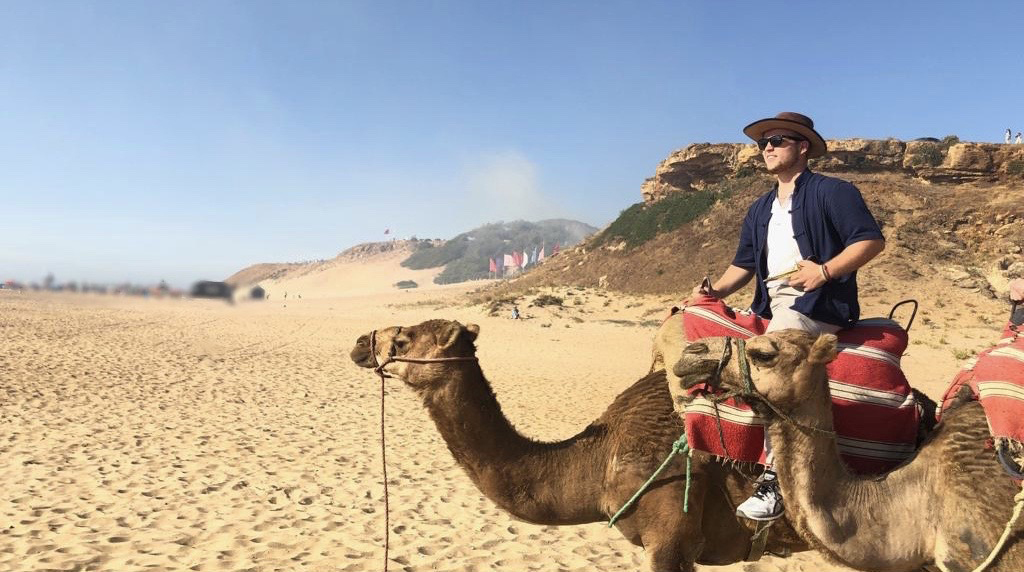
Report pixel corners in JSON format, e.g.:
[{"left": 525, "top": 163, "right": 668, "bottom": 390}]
[{"left": 2, "top": 1, "right": 1021, "bottom": 287}]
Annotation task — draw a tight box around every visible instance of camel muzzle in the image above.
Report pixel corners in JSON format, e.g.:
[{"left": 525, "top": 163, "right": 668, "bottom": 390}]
[
  {"left": 673, "top": 359, "right": 723, "bottom": 390},
  {"left": 350, "top": 334, "right": 377, "bottom": 368}
]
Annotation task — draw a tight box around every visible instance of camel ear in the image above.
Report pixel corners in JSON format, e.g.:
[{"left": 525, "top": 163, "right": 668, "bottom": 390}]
[
  {"left": 464, "top": 323, "right": 480, "bottom": 342},
  {"left": 809, "top": 334, "right": 839, "bottom": 365},
  {"left": 440, "top": 321, "right": 466, "bottom": 349}
]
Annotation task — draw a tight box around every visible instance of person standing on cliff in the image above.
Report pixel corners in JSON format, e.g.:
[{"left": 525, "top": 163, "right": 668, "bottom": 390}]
[
  {"left": 688, "top": 111, "right": 885, "bottom": 521},
  {"left": 1007, "top": 128, "right": 1013, "bottom": 144},
  {"left": 1016, "top": 132, "right": 1022, "bottom": 144}
]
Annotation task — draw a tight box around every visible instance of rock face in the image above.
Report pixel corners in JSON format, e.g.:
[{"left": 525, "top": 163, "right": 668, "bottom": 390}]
[{"left": 642, "top": 139, "right": 1024, "bottom": 203}]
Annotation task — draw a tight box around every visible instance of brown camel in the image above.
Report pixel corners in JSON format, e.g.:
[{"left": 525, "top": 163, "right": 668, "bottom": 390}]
[
  {"left": 650, "top": 310, "right": 691, "bottom": 416},
  {"left": 672, "top": 330, "right": 1024, "bottom": 572},
  {"left": 350, "top": 319, "right": 808, "bottom": 572}
]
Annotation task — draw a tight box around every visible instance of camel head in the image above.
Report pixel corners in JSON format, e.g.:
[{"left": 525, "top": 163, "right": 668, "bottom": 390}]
[
  {"left": 350, "top": 319, "right": 480, "bottom": 388},
  {"left": 671, "top": 330, "right": 839, "bottom": 415}
]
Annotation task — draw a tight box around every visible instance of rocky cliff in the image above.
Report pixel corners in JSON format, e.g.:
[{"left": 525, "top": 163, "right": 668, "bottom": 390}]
[
  {"left": 642, "top": 139, "right": 1024, "bottom": 203},
  {"left": 495, "top": 137, "right": 1023, "bottom": 311}
]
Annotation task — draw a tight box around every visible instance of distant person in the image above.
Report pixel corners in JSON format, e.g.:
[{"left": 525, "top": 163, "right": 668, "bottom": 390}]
[
  {"left": 510, "top": 305, "right": 521, "bottom": 320},
  {"left": 1016, "top": 132, "right": 1022, "bottom": 144},
  {"left": 688, "top": 111, "right": 885, "bottom": 522},
  {"left": 1007, "top": 128, "right": 1013, "bottom": 144}
]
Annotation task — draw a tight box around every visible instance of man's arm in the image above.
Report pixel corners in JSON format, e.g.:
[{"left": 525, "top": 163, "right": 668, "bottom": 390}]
[
  {"left": 1011, "top": 278, "right": 1024, "bottom": 302},
  {"left": 1010, "top": 278, "right": 1024, "bottom": 327},
  {"left": 788, "top": 238, "right": 885, "bottom": 292},
  {"left": 689, "top": 264, "right": 755, "bottom": 301}
]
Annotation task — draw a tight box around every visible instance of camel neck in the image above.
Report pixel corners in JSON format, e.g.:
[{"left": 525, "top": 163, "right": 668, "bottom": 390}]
[
  {"left": 419, "top": 363, "right": 606, "bottom": 524},
  {"left": 767, "top": 380, "right": 931, "bottom": 570}
]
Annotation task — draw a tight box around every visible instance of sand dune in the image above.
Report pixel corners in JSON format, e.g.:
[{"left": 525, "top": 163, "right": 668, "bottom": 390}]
[
  {"left": 0, "top": 265, "right": 1006, "bottom": 571},
  {"left": 239, "top": 245, "right": 478, "bottom": 302}
]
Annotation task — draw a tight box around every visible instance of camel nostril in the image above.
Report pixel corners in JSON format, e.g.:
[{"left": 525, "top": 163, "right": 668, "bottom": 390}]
[{"left": 683, "top": 343, "right": 709, "bottom": 355}]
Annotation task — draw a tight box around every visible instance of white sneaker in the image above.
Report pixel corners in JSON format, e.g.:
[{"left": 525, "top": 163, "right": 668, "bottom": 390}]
[{"left": 735, "top": 473, "right": 784, "bottom": 521}]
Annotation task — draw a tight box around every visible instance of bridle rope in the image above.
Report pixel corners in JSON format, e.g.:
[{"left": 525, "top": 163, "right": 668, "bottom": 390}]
[
  {"left": 368, "top": 327, "right": 479, "bottom": 572},
  {"left": 702, "top": 337, "right": 836, "bottom": 439}
]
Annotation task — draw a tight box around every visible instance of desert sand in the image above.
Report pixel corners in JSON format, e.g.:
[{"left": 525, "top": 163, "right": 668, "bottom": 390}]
[{"left": 0, "top": 256, "right": 1009, "bottom": 572}]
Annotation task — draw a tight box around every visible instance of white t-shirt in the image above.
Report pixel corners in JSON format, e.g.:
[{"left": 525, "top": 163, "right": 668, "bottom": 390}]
[{"left": 765, "top": 195, "right": 803, "bottom": 288}]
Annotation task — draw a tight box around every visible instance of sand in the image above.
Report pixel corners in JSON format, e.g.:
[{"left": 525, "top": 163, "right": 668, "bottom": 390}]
[{"left": 0, "top": 262, "right": 1009, "bottom": 571}]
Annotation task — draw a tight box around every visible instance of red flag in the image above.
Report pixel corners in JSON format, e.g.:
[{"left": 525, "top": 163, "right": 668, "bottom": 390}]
[{"left": 489, "top": 258, "right": 497, "bottom": 273}]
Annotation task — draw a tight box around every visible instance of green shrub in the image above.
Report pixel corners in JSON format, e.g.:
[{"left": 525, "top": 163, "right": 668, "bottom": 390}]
[
  {"left": 907, "top": 145, "right": 944, "bottom": 167},
  {"left": 594, "top": 190, "right": 717, "bottom": 249},
  {"left": 1007, "top": 159, "right": 1024, "bottom": 176},
  {"left": 394, "top": 280, "right": 418, "bottom": 289},
  {"left": 532, "top": 294, "right": 563, "bottom": 307}
]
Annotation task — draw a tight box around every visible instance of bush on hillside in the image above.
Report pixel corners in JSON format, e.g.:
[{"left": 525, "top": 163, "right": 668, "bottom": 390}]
[
  {"left": 906, "top": 144, "right": 944, "bottom": 167},
  {"left": 401, "top": 220, "right": 598, "bottom": 284},
  {"left": 532, "top": 294, "right": 563, "bottom": 307},
  {"left": 594, "top": 190, "right": 717, "bottom": 249},
  {"left": 435, "top": 258, "right": 490, "bottom": 284},
  {"left": 394, "top": 280, "right": 418, "bottom": 289},
  {"left": 402, "top": 239, "right": 468, "bottom": 270}
]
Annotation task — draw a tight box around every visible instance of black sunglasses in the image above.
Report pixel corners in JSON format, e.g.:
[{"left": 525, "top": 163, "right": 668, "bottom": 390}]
[{"left": 756, "top": 135, "right": 805, "bottom": 151}]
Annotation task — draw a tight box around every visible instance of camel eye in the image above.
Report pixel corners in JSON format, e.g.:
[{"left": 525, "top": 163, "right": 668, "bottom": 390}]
[
  {"left": 393, "top": 336, "right": 411, "bottom": 351},
  {"left": 747, "top": 349, "right": 778, "bottom": 363}
]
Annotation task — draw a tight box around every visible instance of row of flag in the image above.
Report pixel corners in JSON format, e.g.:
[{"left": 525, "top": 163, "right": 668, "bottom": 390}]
[{"left": 488, "top": 244, "right": 560, "bottom": 277}]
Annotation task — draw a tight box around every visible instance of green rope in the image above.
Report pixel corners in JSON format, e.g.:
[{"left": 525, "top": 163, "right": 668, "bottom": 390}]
[{"left": 608, "top": 431, "right": 692, "bottom": 527}]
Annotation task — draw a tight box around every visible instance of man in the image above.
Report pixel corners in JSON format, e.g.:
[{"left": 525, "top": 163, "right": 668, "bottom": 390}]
[
  {"left": 690, "top": 112, "right": 885, "bottom": 520},
  {"left": 1012, "top": 279, "right": 1024, "bottom": 323}
]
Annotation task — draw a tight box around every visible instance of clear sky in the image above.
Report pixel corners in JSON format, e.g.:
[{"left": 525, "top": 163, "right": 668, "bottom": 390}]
[{"left": 2, "top": 1, "right": 1022, "bottom": 287}]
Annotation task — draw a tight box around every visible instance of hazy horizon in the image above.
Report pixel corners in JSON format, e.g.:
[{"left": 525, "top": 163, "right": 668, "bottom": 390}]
[{"left": 3, "top": 1, "right": 1022, "bottom": 287}]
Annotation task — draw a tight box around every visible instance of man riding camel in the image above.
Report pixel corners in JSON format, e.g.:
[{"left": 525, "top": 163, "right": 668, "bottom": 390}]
[{"left": 689, "top": 112, "right": 886, "bottom": 520}]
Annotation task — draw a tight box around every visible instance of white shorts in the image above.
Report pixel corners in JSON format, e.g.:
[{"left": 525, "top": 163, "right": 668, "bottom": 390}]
[{"left": 764, "top": 283, "right": 841, "bottom": 335}]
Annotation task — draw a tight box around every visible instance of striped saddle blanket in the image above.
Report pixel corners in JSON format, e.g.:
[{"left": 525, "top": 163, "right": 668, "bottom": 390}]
[
  {"left": 940, "top": 322, "right": 1024, "bottom": 445},
  {"left": 682, "top": 296, "right": 922, "bottom": 474}
]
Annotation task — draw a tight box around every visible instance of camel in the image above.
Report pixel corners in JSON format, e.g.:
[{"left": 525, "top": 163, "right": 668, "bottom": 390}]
[
  {"left": 651, "top": 310, "right": 690, "bottom": 413},
  {"left": 672, "top": 330, "right": 1024, "bottom": 572},
  {"left": 350, "top": 319, "right": 808, "bottom": 571}
]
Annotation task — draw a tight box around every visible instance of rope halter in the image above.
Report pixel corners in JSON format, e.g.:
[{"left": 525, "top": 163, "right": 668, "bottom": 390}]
[
  {"left": 705, "top": 336, "right": 836, "bottom": 439},
  {"left": 369, "top": 327, "right": 479, "bottom": 380}
]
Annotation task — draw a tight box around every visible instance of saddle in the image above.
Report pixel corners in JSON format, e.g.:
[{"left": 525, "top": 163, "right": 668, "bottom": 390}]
[
  {"left": 940, "top": 319, "right": 1024, "bottom": 476},
  {"left": 678, "top": 296, "right": 923, "bottom": 474}
]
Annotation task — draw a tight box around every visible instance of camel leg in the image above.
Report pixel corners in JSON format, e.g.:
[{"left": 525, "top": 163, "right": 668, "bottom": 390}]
[{"left": 636, "top": 480, "right": 706, "bottom": 572}]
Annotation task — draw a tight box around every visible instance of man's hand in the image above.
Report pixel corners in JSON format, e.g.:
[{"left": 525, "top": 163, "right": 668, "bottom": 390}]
[
  {"left": 787, "top": 260, "right": 828, "bottom": 292},
  {"left": 1011, "top": 278, "right": 1024, "bottom": 302},
  {"left": 688, "top": 280, "right": 717, "bottom": 305}
]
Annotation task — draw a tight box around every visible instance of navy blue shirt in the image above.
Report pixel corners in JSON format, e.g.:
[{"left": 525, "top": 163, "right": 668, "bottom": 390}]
[{"left": 732, "top": 170, "right": 884, "bottom": 327}]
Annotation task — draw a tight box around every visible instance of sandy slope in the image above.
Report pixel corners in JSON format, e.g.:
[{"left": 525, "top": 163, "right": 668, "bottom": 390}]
[
  {"left": 0, "top": 254, "right": 1011, "bottom": 572},
  {"left": 241, "top": 247, "right": 477, "bottom": 302}
]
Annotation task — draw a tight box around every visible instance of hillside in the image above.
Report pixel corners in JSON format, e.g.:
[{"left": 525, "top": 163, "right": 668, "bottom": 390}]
[
  {"left": 224, "top": 240, "right": 466, "bottom": 300},
  {"left": 225, "top": 219, "right": 596, "bottom": 294},
  {"left": 401, "top": 219, "right": 597, "bottom": 284},
  {"left": 487, "top": 139, "right": 1024, "bottom": 323}
]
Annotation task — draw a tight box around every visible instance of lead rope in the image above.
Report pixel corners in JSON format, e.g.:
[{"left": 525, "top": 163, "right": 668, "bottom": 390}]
[
  {"left": 380, "top": 372, "right": 390, "bottom": 572},
  {"left": 367, "top": 328, "right": 479, "bottom": 571},
  {"left": 969, "top": 480, "right": 1024, "bottom": 572},
  {"left": 608, "top": 431, "right": 692, "bottom": 527}
]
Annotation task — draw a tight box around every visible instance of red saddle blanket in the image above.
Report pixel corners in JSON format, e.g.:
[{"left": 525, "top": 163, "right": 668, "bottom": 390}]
[
  {"left": 940, "top": 323, "right": 1024, "bottom": 444},
  {"left": 681, "top": 296, "right": 921, "bottom": 474}
]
